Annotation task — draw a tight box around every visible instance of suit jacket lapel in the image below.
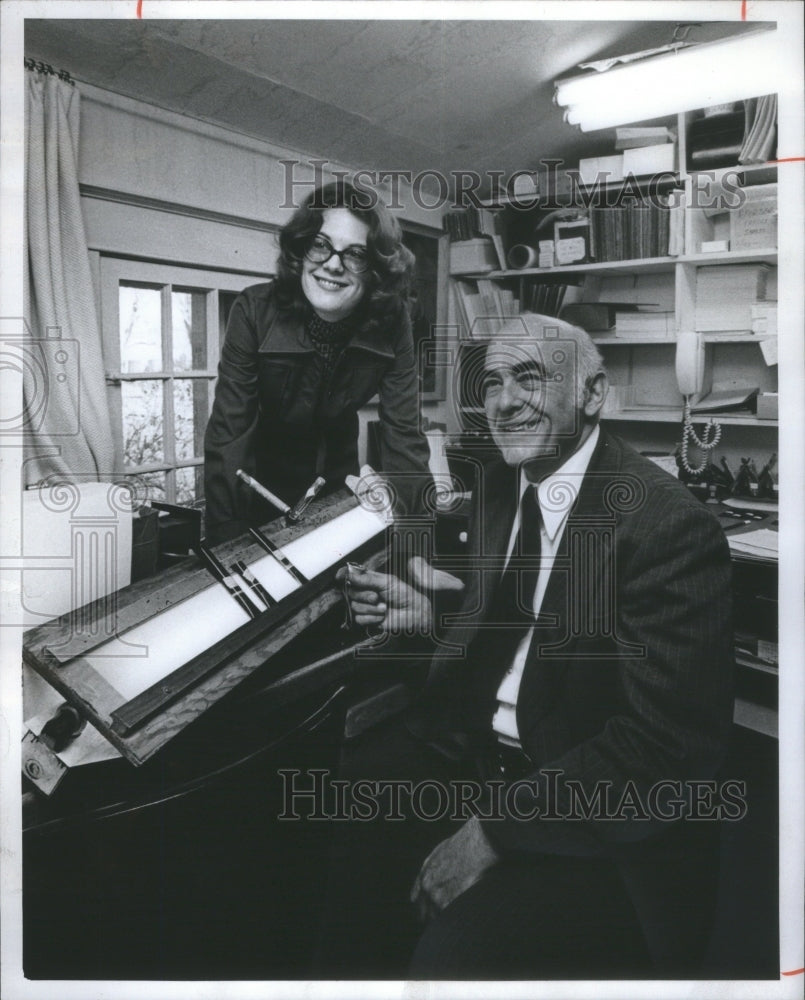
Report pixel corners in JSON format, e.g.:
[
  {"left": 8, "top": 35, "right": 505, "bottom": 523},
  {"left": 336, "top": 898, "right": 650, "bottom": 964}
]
[
  {"left": 516, "top": 431, "right": 622, "bottom": 731},
  {"left": 450, "top": 460, "right": 519, "bottom": 645}
]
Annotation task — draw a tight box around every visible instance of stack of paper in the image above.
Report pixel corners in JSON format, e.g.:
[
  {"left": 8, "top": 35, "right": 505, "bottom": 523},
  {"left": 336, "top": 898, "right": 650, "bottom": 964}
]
[{"left": 727, "top": 527, "right": 778, "bottom": 562}]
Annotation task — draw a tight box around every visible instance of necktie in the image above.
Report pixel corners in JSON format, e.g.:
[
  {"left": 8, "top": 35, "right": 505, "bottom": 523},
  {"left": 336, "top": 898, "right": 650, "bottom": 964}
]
[
  {"left": 490, "top": 484, "right": 542, "bottom": 629},
  {"left": 463, "top": 486, "right": 542, "bottom": 731}
]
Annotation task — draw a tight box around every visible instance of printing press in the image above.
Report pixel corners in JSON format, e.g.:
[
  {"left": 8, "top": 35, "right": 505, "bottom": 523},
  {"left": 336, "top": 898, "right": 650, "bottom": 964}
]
[{"left": 21, "top": 473, "right": 433, "bottom": 979}]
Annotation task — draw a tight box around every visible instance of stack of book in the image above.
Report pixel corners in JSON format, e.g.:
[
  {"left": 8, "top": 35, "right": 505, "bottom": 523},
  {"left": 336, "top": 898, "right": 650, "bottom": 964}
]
[
  {"left": 695, "top": 264, "right": 773, "bottom": 332},
  {"left": 452, "top": 279, "right": 583, "bottom": 337},
  {"left": 689, "top": 106, "right": 746, "bottom": 170},
  {"left": 524, "top": 282, "right": 582, "bottom": 316},
  {"left": 589, "top": 194, "right": 672, "bottom": 262},
  {"left": 443, "top": 207, "right": 506, "bottom": 268},
  {"left": 452, "top": 279, "right": 519, "bottom": 338}
]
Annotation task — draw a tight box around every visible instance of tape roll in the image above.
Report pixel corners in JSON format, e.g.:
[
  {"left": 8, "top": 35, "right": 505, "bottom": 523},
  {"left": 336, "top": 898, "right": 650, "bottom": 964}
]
[{"left": 507, "top": 244, "right": 538, "bottom": 269}]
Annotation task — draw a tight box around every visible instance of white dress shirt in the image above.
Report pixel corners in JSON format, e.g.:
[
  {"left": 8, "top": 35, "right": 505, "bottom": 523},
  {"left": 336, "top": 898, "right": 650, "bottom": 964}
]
[{"left": 492, "top": 425, "right": 600, "bottom": 745}]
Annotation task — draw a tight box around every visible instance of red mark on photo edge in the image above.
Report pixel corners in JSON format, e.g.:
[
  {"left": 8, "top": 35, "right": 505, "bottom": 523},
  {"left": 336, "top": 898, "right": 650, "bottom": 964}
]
[
  {"left": 782, "top": 968, "right": 805, "bottom": 976},
  {"left": 136, "top": 0, "right": 143, "bottom": 17},
  {"left": 768, "top": 157, "right": 805, "bottom": 164},
  {"left": 741, "top": 0, "right": 747, "bottom": 19}
]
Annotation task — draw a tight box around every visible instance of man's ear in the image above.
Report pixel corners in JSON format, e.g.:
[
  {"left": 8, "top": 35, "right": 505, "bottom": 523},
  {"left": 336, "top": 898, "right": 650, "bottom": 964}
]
[{"left": 583, "top": 372, "right": 608, "bottom": 418}]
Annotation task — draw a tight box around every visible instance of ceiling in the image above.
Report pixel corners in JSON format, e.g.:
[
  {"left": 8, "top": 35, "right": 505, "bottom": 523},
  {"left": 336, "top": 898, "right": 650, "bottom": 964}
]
[{"left": 25, "top": 17, "right": 758, "bottom": 195}]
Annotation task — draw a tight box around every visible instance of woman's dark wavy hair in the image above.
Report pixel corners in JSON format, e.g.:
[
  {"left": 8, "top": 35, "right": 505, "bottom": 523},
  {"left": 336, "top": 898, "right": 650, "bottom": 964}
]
[{"left": 274, "top": 181, "right": 415, "bottom": 334}]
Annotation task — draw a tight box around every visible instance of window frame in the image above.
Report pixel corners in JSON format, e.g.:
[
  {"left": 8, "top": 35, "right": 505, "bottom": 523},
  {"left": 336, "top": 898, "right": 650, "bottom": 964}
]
[{"left": 99, "top": 256, "right": 266, "bottom": 504}]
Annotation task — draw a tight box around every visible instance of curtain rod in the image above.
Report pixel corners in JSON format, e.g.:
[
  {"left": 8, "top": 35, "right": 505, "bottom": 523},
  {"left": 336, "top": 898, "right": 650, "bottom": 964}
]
[{"left": 24, "top": 57, "right": 74, "bottom": 86}]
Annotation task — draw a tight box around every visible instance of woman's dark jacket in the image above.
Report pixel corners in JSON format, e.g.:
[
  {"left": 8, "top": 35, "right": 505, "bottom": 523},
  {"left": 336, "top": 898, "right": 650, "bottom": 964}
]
[{"left": 204, "top": 282, "right": 432, "bottom": 544}]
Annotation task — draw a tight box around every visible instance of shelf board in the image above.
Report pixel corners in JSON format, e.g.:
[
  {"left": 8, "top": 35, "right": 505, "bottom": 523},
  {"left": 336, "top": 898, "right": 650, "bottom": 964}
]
[
  {"left": 686, "top": 162, "right": 777, "bottom": 181},
  {"left": 592, "top": 336, "right": 676, "bottom": 346},
  {"left": 479, "top": 256, "right": 679, "bottom": 279},
  {"left": 701, "top": 334, "right": 772, "bottom": 344},
  {"left": 603, "top": 408, "right": 777, "bottom": 426},
  {"left": 680, "top": 249, "right": 777, "bottom": 267},
  {"left": 735, "top": 653, "right": 778, "bottom": 677},
  {"left": 453, "top": 248, "right": 778, "bottom": 282}
]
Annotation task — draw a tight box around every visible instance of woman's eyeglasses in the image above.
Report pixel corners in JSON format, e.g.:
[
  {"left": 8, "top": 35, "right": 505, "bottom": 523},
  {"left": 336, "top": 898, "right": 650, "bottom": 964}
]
[{"left": 305, "top": 234, "right": 370, "bottom": 274}]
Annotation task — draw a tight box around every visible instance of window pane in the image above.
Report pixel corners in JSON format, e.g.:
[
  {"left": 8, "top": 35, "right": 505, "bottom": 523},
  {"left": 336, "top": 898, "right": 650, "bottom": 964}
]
[
  {"left": 172, "top": 289, "right": 207, "bottom": 371},
  {"left": 122, "top": 380, "right": 164, "bottom": 466},
  {"left": 132, "top": 470, "right": 166, "bottom": 505},
  {"left": 173, "top": 379, "right": 209, "bottom": 461},
  {"left": 175, "top": 466, "right": 204, "bottom": 506},
  {"left": 119, "top": 285, "right": 162, "bottom": 373}
]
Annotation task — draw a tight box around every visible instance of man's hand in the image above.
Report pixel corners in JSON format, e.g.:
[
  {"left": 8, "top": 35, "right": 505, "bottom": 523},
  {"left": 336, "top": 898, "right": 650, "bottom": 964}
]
[
  {"left": 338, "top": 558, "right": 463, "bottom": 636},
  {"left": 410, "top": 816, "right": 500, "bottom": 922},
  {"left": 407, "top": 555, "right": 465, "bottom": 597},
  {"left": 338, "top": 565, "right": 432, "bottom": 634}
]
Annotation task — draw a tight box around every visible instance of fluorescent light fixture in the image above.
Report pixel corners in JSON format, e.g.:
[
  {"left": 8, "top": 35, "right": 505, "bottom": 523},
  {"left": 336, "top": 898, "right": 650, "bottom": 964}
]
[{"left": 555, "top": 29, "right": 781, "bottom": 132}]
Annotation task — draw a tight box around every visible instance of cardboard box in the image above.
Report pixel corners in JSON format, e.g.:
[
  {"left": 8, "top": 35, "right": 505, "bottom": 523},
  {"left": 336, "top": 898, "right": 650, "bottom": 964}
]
[
  {"left": 730, "top": 199, "right": 777, "bottom": 251},
  {"left": 577, "top": 154, "right": 624, "bottom": 186},
  {"left": 449, "top": 239, "right": 498, "bottom": 275},
  {"left": 554, "top": 220, "right": 591, "bottom": 264},
  {"left": 622, "top": 142, "right": 676, "bottom": 177}
]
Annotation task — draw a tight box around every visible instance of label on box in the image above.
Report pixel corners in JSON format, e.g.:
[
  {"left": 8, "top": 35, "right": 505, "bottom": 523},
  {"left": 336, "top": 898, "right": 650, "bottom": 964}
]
[
  {"left": 730, "top": 199, "right": 777, "bottom": 251},
  {"left": 555, "top": 237, "right": 587, "bottom": 265}
]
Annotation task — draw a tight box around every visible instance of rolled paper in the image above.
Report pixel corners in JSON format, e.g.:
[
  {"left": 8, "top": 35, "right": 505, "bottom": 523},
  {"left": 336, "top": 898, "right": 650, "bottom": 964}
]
[
  {"left": 507, "top": 244, "right": 538, "bottom": 269},
  {"left": 77, "top": 503, "right": 387, "bottom": 702}
]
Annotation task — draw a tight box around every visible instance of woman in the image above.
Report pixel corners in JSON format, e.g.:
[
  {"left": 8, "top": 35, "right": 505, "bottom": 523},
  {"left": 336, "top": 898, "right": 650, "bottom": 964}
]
[{"left": 204, "top": 182, "right": 432, "bottom": 544}]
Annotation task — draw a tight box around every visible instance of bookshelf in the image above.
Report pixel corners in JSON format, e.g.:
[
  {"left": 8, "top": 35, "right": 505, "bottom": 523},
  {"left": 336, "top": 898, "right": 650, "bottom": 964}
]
[{"left": 446, "top": 102, "right": 779, "bottom": 476}]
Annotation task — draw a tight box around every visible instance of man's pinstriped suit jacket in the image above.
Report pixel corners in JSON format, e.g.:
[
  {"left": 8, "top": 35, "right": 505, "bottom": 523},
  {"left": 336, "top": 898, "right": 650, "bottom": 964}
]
[{"left": 408, "top": 428, "right": 735, "bottom": 967}]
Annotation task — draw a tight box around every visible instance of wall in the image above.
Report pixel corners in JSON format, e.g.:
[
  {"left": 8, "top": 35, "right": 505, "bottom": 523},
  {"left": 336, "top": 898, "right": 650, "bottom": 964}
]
[{"left": 74, "top": 82, "right": 448, "bottom": 454}]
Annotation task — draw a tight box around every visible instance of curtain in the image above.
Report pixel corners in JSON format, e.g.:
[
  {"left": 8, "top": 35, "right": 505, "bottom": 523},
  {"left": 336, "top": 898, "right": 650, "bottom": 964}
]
[{"left": 24, "top": 71, "right": 115, "bottom": 484}]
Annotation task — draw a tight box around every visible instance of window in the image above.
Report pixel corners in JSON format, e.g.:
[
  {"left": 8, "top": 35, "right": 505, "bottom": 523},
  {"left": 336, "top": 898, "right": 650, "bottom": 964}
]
[{"left": 100, "top": 258, "right": 264, "bottom": 505}]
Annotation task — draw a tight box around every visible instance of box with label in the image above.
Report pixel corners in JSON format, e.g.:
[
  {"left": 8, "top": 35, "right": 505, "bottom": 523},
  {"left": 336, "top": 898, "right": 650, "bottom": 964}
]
[
  {"left": 554, "top": 220, "right": 591, "bottom": 265},
  {"left": 449, "top": 239, "right": 498, "bottom": 275},
  {"left": 730, "top": 199, "right": 777, "bottom": 251}
]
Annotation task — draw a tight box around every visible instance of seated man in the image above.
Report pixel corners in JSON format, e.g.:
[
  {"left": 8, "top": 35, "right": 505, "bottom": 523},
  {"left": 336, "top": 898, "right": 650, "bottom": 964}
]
[{"left": 317, "top": 313, "right": 734, "bottom": 979}]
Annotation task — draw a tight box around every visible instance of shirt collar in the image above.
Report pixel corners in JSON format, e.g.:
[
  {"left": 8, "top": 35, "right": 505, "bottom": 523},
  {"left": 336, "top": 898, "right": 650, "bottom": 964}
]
[{"left": 519, "top": 425, "right": 600, "bottom": 542}]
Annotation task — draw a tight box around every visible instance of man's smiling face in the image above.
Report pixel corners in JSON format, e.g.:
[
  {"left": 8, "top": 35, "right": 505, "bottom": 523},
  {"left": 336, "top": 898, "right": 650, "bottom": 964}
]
[{"left": 483, "top": 337, "right": 585, "bottom": 480}]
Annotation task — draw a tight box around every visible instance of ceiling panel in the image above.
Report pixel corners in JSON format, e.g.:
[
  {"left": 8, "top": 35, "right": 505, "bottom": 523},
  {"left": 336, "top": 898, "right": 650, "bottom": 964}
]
[{"left": 25, "top": 18, "right": 760, "bottom": 191}]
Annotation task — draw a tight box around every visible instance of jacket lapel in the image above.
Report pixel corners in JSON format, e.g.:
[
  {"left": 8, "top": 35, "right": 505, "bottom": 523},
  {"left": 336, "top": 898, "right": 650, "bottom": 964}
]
[
  {"left": 516, "top": 431, "right": 623, "bottom": 733},
  {"left": 258, "top": 299, "right": 396, "bottom": 360}
]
